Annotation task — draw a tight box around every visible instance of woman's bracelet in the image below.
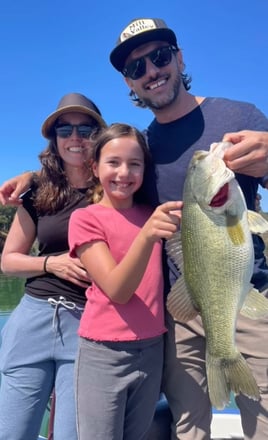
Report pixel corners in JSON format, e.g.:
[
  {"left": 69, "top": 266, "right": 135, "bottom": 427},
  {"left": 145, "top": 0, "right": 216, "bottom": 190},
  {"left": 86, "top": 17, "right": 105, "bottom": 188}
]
[{"left": 43, "top": 255, "right": 50, "bottom": 273}]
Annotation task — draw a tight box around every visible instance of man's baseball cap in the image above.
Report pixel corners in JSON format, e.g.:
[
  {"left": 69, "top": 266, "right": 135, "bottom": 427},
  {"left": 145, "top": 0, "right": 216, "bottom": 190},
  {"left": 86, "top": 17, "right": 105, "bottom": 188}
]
[{"left": 110, "top": 18, "right": 178, "bottom": 72}]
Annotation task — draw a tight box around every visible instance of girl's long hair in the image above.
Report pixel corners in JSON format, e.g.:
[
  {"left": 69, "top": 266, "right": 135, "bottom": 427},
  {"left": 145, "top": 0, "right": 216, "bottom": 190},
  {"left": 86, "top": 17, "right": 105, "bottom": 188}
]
[{"left": 90, "top": 123, "right": 152, "bottom": 205}]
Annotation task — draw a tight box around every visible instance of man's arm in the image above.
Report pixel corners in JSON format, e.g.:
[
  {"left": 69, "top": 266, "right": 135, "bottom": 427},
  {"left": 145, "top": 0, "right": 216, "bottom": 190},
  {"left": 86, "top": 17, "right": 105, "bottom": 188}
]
[{"left": 0, "top": 171, "right": 39, "bottom": 205}]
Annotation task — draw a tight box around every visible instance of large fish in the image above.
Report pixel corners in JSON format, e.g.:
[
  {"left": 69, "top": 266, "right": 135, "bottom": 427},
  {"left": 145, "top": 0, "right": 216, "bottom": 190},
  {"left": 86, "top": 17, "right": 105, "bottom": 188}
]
[{"left": 166, "top": 141, "right": 268, "bottom": 410}]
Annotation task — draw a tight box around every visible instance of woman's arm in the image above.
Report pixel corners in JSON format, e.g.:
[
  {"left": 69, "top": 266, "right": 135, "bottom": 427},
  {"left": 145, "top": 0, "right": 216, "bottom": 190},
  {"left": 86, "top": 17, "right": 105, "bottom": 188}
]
[
  {"left": 1, "top": 205, "right": 43, "bottom": 277},
  {"left": 1, "top": 205, "right": 91, "bottom": 287}
]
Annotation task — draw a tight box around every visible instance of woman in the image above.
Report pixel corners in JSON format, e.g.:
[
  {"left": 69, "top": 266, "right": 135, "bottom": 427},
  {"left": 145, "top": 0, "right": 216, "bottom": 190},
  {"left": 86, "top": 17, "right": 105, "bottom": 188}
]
[{"left": 0, "top": 92, "right": 106, "bottom": 440}]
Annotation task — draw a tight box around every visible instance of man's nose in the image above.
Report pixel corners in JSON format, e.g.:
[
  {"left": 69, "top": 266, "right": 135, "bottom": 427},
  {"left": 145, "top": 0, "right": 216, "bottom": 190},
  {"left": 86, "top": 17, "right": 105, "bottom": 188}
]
[{"left": 144, "top": 57, "right": 160, "bottom": 77}]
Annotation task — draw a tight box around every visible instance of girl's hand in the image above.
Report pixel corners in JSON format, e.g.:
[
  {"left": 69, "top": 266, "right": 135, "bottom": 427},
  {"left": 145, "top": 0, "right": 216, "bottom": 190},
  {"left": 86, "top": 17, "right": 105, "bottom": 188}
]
[{"left": 142, "top": 201, "right": 183, "bottom": 242}]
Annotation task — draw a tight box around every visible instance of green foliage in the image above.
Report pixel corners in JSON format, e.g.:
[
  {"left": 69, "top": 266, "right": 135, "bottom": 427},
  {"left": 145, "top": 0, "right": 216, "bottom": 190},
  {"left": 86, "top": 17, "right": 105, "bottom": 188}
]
[{"left": 0, "top": 205, "right": 17, "bottom": 233}]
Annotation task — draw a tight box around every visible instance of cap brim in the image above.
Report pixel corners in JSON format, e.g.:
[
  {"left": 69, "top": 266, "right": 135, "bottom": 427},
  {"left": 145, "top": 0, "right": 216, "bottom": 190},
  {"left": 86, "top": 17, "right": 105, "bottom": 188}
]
[
  {"left": 42, "top": 105, "right": 107, "bottom": 139},
  {"left": 110, "top": 28, "right": 177, "bottom": 72}
]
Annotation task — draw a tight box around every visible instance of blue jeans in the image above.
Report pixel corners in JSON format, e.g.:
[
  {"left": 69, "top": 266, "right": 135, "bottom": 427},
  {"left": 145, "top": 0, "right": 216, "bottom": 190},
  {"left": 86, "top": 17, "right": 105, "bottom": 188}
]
[
  {"left": 76, "top": 335, "right": 164, "bottom": 440},
  {"left": 0, "top": 293, "right": 83, "bottom": 440}
]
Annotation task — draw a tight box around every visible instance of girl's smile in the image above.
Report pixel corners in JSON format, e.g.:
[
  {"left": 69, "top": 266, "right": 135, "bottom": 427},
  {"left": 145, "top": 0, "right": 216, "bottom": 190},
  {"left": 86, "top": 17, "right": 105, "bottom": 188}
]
[{"left": 93, "top": 136, "right": 145, "bottom": 209}]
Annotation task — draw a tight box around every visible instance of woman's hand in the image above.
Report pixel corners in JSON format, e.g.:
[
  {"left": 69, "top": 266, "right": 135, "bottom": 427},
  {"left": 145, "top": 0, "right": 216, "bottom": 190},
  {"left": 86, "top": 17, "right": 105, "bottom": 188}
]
[{"left": 45, "top": 253, "right": 91, "bottom": 288}]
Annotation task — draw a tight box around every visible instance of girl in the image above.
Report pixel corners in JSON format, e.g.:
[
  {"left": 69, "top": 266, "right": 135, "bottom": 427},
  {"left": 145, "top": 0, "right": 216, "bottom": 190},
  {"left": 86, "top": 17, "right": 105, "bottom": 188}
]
[{"left": 68, "top": 122, "right": 181, "bottom": 440}]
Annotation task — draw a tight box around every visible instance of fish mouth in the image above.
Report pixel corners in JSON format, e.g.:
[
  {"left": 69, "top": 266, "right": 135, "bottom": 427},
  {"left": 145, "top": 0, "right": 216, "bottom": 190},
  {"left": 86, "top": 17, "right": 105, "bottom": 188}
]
[{"left": 209, "top": 182, "right": 229, "bottom": 207}]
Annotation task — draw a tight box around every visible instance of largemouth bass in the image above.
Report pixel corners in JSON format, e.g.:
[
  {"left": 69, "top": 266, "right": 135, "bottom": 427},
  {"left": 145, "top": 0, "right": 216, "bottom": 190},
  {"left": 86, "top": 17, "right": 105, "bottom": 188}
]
[{"left": 166, "top": 141, "right": 268, "bottom": 410}]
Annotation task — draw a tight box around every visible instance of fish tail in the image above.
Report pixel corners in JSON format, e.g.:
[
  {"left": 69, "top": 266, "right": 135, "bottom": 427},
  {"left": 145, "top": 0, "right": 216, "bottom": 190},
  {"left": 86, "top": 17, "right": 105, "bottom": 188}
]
[
  {"left": 226, "top": 354, "right": 260, "bottom": 400},
  {"left": 206, "top": 354, "right": 230, "bottom": 410},
  {"left": 206, "top": 352, "right": 260, "bottom": 410}
]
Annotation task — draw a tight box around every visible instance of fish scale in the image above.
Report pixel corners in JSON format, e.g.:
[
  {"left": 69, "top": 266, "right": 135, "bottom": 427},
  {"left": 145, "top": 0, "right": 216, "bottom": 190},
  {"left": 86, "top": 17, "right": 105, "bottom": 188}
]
[{"left": 166, "top": 142, "right": 268, "bottom": 409}]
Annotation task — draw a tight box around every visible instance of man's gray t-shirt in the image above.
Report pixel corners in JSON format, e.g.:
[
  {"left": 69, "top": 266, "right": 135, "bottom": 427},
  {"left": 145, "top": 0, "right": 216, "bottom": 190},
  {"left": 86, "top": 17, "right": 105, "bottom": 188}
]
[{"left": 144, "top": 97, "right": 268, "bottom": 292}]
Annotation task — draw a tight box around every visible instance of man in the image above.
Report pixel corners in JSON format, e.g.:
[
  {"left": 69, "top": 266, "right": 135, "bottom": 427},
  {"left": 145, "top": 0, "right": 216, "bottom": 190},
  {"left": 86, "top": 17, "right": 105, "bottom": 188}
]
[{"left": 109, "top": 17, "right": 268, "bottom": 440}]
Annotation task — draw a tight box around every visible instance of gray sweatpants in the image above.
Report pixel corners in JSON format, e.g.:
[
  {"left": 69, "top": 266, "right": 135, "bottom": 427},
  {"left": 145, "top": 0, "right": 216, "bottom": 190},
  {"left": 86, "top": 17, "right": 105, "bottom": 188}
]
[{"left": 75, "top": 335, "right": 163, "bottom": 440}]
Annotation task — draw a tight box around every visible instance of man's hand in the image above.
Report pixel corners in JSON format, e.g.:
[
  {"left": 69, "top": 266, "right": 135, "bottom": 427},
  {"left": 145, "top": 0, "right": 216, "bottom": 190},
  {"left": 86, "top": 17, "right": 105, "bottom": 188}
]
[
  {"left": 222, "top": 130, "right": 268, "bottom": 177},
  {"left": 0, "top": 172, "right": 34, "bottom": 205}
]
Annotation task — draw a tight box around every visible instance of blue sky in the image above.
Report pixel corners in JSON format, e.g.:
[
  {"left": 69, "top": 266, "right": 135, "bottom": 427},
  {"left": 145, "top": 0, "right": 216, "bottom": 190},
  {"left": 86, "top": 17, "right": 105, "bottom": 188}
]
[{"left": 1, "top": 0, "right": 268, "bottom": 209}]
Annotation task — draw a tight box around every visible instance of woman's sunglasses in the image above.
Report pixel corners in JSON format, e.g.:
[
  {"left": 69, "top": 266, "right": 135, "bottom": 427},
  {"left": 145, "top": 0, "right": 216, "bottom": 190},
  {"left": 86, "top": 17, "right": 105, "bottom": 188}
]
[
  {"left": 55, "top": 124, "right": 97, "bottom": 139},
  {"left": 122, "top": 45, "right": 177, "bottom": 80}
]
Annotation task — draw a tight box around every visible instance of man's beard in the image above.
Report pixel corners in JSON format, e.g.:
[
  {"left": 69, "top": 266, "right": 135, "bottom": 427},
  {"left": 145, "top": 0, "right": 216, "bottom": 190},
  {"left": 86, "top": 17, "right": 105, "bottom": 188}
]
[{"left": 140, "top": 75, "right": 181, "bottom": 111}]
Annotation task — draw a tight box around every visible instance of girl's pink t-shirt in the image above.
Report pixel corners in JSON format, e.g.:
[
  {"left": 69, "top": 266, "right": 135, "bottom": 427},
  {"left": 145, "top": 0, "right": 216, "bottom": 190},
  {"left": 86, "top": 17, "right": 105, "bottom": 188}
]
[{"left": 68, "top": 204, "right": 166, "bottom": 341}]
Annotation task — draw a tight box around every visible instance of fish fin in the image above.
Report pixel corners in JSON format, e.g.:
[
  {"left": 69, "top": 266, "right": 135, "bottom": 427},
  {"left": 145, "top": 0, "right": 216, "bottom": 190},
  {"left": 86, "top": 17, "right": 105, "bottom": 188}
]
[
  {"left": 206, "top": 353, "right": 230, "bottom": 410},
  {"left": 240, "top": 287, "right": 268, "bottom": 319},
  {"left": 247, "top": 210, "right": 268, "bottom": 235},
  {"left": 206, "top": 352, "right": 260, "bottom": 410},
  {"left": 226, "top": 214, "right": 245, "bottom": 245},
  {"left": 165, "top": 232, "right": 198, "bottom": 321},
  {"left": 165, "top": 231, "right": 184, "bottom": 271},
  {"left": 166, "top": 276, "right": 198, "bottom": 322}
]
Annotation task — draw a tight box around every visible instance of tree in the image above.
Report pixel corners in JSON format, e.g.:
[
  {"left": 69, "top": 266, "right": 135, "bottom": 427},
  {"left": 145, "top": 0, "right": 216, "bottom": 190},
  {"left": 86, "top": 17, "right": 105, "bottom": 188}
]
[{"left": 0, "top": 206, "right": 17, "bottom": 233}]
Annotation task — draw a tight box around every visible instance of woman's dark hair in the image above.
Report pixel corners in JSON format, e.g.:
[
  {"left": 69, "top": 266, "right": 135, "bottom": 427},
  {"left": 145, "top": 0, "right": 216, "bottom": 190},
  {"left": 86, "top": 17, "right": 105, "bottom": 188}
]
[
  {"left": 33, "top": 129, "right": 100, "bottom": 215},
  {"left": 89, "top": 123, "right": 152, "bottom": 204}
]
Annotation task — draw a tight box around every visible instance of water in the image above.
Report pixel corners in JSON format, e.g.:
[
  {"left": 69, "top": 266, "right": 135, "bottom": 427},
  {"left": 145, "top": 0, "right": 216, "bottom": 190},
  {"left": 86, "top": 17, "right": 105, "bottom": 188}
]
[
  {"left": 0, "top": 273, "right": 24, "bottom": 345},
  {"left": 0, "top": 273, "right": 24, "bottom": 310}
]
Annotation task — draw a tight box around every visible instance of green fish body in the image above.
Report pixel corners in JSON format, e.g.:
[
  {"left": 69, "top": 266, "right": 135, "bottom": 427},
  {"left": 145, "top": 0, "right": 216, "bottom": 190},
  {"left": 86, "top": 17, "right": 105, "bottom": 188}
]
[{"left": 166, "top": 142, "right": 268, "bottom": 410}]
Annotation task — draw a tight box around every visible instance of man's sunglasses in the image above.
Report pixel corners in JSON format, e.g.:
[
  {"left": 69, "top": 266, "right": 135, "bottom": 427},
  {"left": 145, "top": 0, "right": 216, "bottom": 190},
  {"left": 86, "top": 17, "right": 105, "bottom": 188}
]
[
  {"left": 55, "top": 124, "right": 97, "bottom": 139},
  {"left": 122, "top": 45, "right": 177, "bottom": 80}
]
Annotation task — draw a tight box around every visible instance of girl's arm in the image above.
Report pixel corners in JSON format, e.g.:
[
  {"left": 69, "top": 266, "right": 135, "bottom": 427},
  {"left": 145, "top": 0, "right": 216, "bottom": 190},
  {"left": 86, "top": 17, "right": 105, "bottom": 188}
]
[{"left": 75, "top": 201, "right": 181, "bottom": 304}]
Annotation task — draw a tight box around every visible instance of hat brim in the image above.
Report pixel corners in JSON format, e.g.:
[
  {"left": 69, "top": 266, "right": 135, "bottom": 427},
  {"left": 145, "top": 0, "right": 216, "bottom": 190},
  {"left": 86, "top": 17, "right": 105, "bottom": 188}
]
[
  {"left": 110, "top": 28, "right": 177, "bottom": 72},
  {"left": 42, "top": 105, "right": 107, "bottom": 139}
]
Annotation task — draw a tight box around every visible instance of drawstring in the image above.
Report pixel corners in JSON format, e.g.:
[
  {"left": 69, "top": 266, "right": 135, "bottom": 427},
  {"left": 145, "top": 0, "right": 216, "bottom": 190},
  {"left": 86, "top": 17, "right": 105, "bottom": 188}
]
[{"left": 48, "top": 296, "right": 76, "bottom": 331}]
